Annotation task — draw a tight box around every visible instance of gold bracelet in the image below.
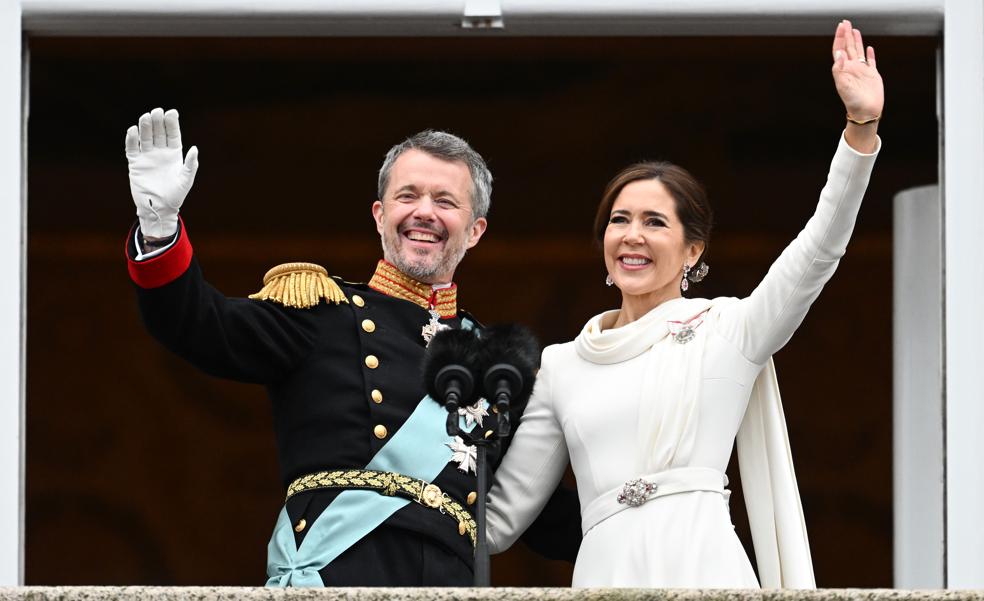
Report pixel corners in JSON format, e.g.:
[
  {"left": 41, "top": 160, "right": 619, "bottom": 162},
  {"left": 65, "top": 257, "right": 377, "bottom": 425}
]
[{"left": 846, "top": 113, "right": 881, "bottom": 126}]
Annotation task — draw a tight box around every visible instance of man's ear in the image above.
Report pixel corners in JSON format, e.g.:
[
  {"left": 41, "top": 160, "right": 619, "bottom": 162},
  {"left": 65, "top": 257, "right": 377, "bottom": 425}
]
[
  {"left": 466, "top": 217, "right": 488, "bottom": 250},
  {"left": 372, "top": 200, "right": 385, "bottom": 235}
]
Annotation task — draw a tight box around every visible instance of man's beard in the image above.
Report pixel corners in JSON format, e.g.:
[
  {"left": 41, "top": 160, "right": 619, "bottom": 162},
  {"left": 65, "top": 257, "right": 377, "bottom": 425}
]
[{"left": 381, "top": 229, "right": 468, "bottom": 283}]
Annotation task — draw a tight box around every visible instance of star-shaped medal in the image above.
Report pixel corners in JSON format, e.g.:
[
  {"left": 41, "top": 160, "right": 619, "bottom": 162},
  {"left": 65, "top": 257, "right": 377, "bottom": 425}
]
[
  {"left": 458, "top": 399, "right": 489, "bottom": 428},
  {"left": 446, "top": 436, "right": 477, "bottom": 474}
]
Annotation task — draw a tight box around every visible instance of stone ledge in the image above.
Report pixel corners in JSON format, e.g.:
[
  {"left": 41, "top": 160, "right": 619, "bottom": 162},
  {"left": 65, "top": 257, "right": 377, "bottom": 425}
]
[{"left": 1, "top": 589, "right": 983, "bottom": 601}]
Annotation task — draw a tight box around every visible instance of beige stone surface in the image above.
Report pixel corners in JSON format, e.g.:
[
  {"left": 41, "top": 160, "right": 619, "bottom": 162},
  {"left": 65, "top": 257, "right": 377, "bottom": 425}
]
[{"left": 1, "top": 589, "right": 983, "bottom": 601}]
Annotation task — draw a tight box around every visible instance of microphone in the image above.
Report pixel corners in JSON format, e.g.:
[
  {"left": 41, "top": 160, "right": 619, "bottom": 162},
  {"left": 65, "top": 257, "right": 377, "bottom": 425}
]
[
  {"left": 423, "top": 328, "right": 482, "bottom": 435},
  {"left": 477, "top": 324, "right": 541, "bottom": 438}
]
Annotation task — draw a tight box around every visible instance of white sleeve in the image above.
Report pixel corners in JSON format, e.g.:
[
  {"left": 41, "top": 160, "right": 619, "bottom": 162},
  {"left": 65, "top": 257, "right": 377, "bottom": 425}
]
[
  {"left": 486, "top": 345, "right": 571, "bottom": 553},
  {"left": 717, "top": 132, "right": 881, "bottom": 364}
]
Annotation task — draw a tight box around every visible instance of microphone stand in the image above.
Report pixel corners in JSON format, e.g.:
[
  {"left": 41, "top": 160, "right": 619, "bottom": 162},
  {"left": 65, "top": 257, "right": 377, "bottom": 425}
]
[
  {"left": 474, "top": 439, "right": 492, "bottom": 586},
  {"left": 438, "top": 363, "right": 522, "bottom": 586},
  {"left": 434, "top": 364, "right": 495, "bottom": 584},
  {"left": 469, "top": 364, "right": 522, "bottom": 587},
  {"left": 447, "top": 405, "right": 514, "bottom": 585},
  {"left": 446, "top": 411, "right": 501, "bottom": 586}
]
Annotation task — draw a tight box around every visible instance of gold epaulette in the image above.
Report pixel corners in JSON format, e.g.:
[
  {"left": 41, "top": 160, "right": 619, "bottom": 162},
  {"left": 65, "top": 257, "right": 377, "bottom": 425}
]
[{"left": 248, "top": 262, "right": 348, "bottom": 309}]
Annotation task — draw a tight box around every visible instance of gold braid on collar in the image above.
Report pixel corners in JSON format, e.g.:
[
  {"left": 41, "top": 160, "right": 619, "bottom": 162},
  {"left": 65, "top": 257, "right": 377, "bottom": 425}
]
[{"left": 367, "top": 260, "right": 457, "bottom": 318}]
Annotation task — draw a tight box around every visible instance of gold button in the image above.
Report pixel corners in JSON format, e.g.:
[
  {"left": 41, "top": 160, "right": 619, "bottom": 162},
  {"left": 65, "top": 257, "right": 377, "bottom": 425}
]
[
  {"left": 458, "top": 521, "right": 468, "bottom": 536},
  {"left": 352, "top": 295, "right": 365, "bottom": 307},
  {"left": 492, "top": 406, "right": 498, "bottom": 414},
  {"left": 374, "top": 424, "right": 388, "bottom": 439},
  {"left": 371, "top": 389, "right": 383, "bottom": 404},
  {"left": 365, "top": 355, "right": 379, "bottom": 369},
  {"left": 467, "top": 492, "right": 477, "bottom": 506},
  {"left": 294, "top": 518, "right": 307, "bottom": 533},
  {"left": 362, "top": 319, "right": 376, "bottom": 333},
  {"left": 484, "top": 430, "right": 494, "bottom": 439}
]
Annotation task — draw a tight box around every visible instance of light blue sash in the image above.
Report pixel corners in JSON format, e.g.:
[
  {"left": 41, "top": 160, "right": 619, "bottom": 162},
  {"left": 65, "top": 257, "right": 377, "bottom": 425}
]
[{"left": 266, "top": 321, "right": 479, "bottom": 587}]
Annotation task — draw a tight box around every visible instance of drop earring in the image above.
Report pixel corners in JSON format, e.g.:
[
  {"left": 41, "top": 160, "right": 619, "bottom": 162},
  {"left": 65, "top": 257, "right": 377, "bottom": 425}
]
[
  {"left": 681, "top": 264, "right": 691, "bottom": 292},
  {"left": 605, "top": 274, "right": 614, "bottom": 287}
]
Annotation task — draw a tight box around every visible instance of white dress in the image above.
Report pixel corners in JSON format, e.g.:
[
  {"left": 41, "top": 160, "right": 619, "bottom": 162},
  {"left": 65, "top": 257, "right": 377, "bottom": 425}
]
[{"left": 486, "top": 134, "right": 880, "bottom": 588}]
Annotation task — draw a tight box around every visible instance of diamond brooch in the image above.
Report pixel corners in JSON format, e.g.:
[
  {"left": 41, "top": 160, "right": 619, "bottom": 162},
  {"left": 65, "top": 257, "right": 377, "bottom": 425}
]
[
  {"left": 616, "top": 478, "right": 657, "bottom": 507},
  {"left": 667, "top": 311, "right": 707, "bottom": 345},
  {"left": 672, "top": 325, "right": 696, "bottom": 344}
]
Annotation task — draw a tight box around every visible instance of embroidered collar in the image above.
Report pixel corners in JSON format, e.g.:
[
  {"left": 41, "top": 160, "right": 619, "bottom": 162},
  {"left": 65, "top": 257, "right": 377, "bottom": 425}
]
[{"left": 367, "top": 260, "right": 458, "bottom": 318}]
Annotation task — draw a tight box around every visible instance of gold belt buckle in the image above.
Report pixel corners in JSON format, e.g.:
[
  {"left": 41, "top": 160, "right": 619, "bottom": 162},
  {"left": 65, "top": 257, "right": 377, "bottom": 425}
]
[{"left": 420, "top": 483, "right": 444, "bottom": 509}]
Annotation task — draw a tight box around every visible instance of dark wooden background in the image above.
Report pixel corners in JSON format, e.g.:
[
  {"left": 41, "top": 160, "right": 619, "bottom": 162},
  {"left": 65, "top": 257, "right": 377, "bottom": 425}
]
[{"left": 25, "top": 34, "right": 938, "bottom": 587}]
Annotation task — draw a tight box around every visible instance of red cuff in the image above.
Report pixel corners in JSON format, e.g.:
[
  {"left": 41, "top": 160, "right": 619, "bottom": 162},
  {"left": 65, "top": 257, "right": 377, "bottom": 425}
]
[{"left": 126, "top": 219, "right": 194, "bottom": 289}]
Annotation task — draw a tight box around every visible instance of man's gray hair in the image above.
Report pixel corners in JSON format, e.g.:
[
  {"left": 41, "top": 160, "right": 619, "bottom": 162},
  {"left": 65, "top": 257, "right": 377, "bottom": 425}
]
[{"left": 377, "top": 130, "right": 492, "bottom": 220}]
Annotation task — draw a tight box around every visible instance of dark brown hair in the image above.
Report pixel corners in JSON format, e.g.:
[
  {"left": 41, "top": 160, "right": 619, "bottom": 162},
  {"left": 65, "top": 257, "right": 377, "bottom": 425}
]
[{"left": 592, "top": 161, "right": 713, "bottom": 258}]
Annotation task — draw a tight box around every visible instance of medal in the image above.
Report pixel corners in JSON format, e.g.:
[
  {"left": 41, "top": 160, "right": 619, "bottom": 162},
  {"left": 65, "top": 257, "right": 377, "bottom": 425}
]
[
  {"left": 422, "top": 309, "right": 451, "bottom": 346},
  {"left": 447, "top": 436, "right": 478, "bottom": 474}
]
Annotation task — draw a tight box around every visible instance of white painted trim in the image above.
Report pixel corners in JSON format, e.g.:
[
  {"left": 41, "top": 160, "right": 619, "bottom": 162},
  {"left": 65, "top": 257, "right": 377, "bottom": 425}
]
[
  {"left": 943, "top": 0, "right": 984, "bottom": 589},
  {"left": 0, "top": 0, "right": 22, "bottom": 588},
  {"left": 2, "top": 0, "right": 975, "bottom": 588},
  {"left": 893, "top": 185, "right": 945, "bottom": 589},
  {"left": 21, "top": 0, "right": 943, "bottom": 36}
]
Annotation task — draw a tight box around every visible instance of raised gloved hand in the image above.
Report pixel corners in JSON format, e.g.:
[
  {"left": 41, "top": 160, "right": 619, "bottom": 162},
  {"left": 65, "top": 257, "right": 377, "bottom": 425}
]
[{"left": 125, "top": 107, "right": 199, "bottom": 239}]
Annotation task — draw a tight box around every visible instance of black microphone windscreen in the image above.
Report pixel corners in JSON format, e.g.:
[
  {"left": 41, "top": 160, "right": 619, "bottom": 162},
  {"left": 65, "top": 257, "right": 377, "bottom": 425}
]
[
  {"left": 422, "top": 328, "right": 482, "bottom": 405},
  {"left": 478, "top": 323, "right": 541, "bottom": 407}
]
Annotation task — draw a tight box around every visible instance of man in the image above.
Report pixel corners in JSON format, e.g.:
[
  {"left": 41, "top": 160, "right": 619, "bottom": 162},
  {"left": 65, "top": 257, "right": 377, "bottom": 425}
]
[{"left": 124, "top": 107, "right": 579, "bottom": 586}]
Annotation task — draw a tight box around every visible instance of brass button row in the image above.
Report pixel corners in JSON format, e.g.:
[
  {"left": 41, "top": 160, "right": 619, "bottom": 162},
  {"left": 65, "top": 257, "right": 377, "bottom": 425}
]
[
  {"left": 354, "top": 298, "right": 380, "bottom": 409},
  {"left": 294, "top": 518, "right": 307, "bottom": 533},
  {"left": 374, "top": 424, "right": 388, "bottom": 439}
]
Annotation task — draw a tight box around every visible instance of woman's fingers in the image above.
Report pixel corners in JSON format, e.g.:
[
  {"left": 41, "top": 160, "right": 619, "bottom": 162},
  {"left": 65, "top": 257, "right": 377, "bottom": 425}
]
[
  {"left": 832, "top": 20, "right": 847, "bottom": 62},
  {"left": 866, "top": 45, "right": 877, "bottom": 69},
  {"left": 832, "top": 20, "right": 874, "bottom": 68},
  {"left": 843, "top": 20, "right": 857, "bottom": 61},
  {"left": 853, "top": 28, "right": 865, "bottom": 61}
]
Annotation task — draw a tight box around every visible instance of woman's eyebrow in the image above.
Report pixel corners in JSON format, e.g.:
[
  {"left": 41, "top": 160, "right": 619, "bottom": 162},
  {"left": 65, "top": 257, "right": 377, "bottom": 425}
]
[{"left": 611, "top": 209, "right": 668, "bottom": 219}]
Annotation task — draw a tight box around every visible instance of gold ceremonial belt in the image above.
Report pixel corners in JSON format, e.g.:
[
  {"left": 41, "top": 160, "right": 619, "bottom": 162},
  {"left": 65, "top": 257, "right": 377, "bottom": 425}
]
[{"left": 286, "top": 469, "right": 477, "bottom": 547}]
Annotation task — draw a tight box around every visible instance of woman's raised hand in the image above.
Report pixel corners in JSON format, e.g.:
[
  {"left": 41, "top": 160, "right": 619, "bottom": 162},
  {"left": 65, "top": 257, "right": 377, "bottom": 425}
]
[{"left": 832, "top": 20, "right": 883, "bottom": 152}]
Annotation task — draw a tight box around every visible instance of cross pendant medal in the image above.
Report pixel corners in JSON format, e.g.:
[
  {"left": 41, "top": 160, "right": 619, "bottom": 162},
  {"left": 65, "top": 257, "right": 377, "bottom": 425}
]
[{"left": 422, "top": 309, "right": 450, "bottom": 346}]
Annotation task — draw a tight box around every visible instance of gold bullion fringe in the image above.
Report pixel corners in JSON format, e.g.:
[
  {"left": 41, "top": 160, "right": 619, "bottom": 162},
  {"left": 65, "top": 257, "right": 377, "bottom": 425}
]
[{"left": 248, "top": 262, "right": 348, "bottom": 309}]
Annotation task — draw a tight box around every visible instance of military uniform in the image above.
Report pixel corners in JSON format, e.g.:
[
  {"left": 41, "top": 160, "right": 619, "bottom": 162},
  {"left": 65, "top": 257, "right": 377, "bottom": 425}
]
[{"left": 126, "top": 220, "right": 580, "bottom": 586}]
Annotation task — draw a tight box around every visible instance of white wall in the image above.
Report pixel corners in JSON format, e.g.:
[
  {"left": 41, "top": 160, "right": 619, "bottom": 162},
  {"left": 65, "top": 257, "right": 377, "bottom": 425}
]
[
  {"left": 0, "top": 0, "right": 22, "bottom": 588},
  {"left": 943, "top": 0, "right": 984, "bottom": 589},
  {"left": 893, "top": 185, "right": 944, "bottom": 588}
]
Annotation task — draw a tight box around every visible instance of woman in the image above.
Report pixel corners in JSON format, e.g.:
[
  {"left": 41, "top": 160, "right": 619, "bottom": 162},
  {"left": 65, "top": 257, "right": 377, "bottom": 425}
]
[{"left": 486, "top": 20, "right": 883, "bottom": 588}]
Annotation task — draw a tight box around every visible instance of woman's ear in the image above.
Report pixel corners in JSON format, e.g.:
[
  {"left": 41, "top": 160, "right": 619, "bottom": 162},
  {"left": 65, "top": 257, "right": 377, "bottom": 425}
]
[{"left": 688, "top": 240, "right": 706, "bottom": 265}]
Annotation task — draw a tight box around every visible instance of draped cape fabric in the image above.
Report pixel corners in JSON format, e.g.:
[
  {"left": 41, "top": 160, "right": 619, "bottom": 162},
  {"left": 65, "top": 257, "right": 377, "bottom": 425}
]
[{"left": 573, "top": 296, "right": 815, "bottom": 589}]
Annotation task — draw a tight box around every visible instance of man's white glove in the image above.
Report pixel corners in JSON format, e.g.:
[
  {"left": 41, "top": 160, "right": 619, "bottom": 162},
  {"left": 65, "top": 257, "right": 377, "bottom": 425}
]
[{"left": 125, "top": 107, "right": 199, "bottom": 239}]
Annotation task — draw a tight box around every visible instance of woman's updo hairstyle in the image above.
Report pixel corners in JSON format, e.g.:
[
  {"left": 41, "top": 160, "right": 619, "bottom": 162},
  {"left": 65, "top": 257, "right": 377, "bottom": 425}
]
[{"left": 592, "top": 161, "right": 714, "bottom": 260}]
